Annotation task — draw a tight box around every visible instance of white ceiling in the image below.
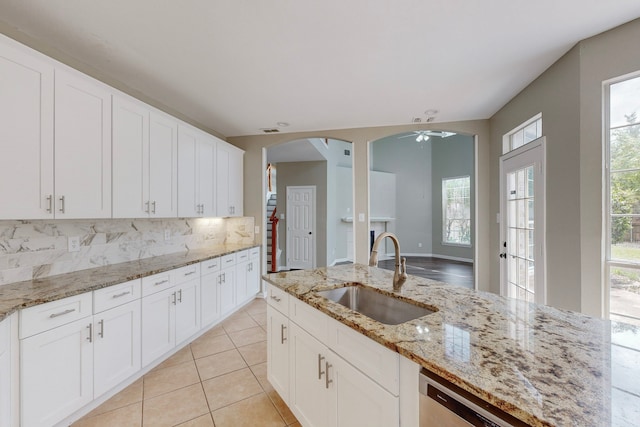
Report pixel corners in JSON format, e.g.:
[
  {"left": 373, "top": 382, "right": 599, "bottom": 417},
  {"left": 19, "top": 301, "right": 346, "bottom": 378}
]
[{"left": 2, "top": 1, "right": 640, "bottom": 137}]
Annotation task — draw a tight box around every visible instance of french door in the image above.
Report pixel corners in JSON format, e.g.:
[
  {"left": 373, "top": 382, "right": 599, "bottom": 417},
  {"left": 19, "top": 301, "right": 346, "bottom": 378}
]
[{"left": 500, "top": 138, "right": 546, "bottom": 304}]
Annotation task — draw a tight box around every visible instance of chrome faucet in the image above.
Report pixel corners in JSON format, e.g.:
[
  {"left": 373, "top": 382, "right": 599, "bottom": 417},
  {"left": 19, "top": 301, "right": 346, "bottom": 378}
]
[{"left": 369, "top": 232, "right": 408, "bottom": 290}]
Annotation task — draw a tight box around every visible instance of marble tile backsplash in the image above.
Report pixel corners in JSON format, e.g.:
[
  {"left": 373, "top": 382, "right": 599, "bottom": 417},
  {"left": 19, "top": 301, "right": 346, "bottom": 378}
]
[{"left": 0, "top": 217, "right": 255, "bottom": 286}]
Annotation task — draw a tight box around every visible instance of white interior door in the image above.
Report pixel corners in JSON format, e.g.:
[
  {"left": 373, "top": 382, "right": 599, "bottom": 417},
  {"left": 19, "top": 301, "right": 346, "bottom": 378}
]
[
  {"left": 500, "top": 138, "right": 546, "bottom": 304},
  {"left": 287, "top": 186, "right": 315, "bottom": 270}
]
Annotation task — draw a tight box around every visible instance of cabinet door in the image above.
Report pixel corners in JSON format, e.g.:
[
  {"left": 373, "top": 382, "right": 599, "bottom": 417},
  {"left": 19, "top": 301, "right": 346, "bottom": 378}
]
[
  {"left": 141, "top": 287, "right": 175, "bottom": 367},
  {"left": 149, "top": 112, "right": 178, "bottom": 217},
  {"left": 236, "top": 260, "right": 249, "bottom": 305},
  {"left": 0, "top": 317, "right": 11, "bottom": 427},
  {"left": 0, "top": 39, "right": 54, "bottom": 219},
  {"left": 21, "top": 317, "right": 93, "bottom": 427},
  {"left": 218, "top": 267, "right": 236, "bottom": 316},
  {"left": 228, "top": 147, "right": 244, "bottom": 216},
  {"left": 201, "top": 272, "right": 220, "bottom": 327},
  {"left": 247, "top": 259, "right": 260, "bottom": 296},
  {"left": 54, "top": 68, "right": 112, "bottom": 218},
  {"left": 198, "top": 138, "right": 216, "bottom": 217},
  {"left": 177, "top": 124, "right": 200, "bottom": 217},
  {"left": 112, "top": 96, "right": 149, "bottom": 218},
  {"left": 215, "top": 142, "right": 230, "bottom": 216},
  {"left": 289, "top": 323, "right": 330, "bottom": 427},
  {"left": 330, "top": 351, "right": 399, "bottom": 427},
  {"left": 267, "top": 305, "right": 289, "bottom": 402},
  {"left": 175, "top": 278, "right": 200, "bottom": 344},
  {"left": 93, "top": 300, "right": 142, "bottom": 397}
]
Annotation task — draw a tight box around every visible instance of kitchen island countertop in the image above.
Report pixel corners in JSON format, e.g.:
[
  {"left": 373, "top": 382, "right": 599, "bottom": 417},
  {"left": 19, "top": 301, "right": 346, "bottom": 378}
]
[{"left": 263, "top": 264, "right": 640, "bottom": 427}]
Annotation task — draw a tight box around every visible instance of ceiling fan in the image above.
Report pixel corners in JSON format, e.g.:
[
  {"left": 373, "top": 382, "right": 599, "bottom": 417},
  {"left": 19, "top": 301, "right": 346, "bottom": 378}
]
[{"left": 398, "top": 130, "right": 456, "bottom": 142}]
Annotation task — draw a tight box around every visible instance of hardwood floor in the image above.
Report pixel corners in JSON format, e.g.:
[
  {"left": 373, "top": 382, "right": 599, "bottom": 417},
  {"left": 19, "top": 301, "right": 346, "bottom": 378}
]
[{"left": 377, "top": 256, "right": 473, "bottom": 288}]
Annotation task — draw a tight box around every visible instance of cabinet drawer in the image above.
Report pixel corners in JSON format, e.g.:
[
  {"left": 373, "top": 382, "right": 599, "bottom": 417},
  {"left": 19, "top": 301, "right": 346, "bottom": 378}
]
[
  {"left": 266, "top": 284, "right": 289, "bottom": 315},
  {"left": 172, "top": 264, "right": 200, "bottom": 285},
  {"left": 328, "top": 317, "right": 400, "bottom": 395},
  {"left": 236, "top": 250, "right": 249, "bottom": 263},
  {"left": 249, "top": 247, "right": 260, "bottom": 259},
  {"left": 221, "top": 253, "right": 236, "bottom": 268},
  {"left": 142, "top": 271, "right": 173, "bottom": 297},
  {"left": 290, "top": 298, "right": 329, "bottom": 343},
  {"left": 20, "top": 292, "right": 93, "bottom": 339},
  {"left": 201, "top": 257, "right": 221, "bottom": 274},
  {"left": 94, "top": 279, "right": 141, "bottom": 313}
]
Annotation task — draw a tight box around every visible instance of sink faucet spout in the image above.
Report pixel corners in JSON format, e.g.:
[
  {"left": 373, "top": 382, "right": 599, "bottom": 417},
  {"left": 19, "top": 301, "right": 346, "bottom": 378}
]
[{"left": 369, "top": 232, "right": 408, "bottom": 290}]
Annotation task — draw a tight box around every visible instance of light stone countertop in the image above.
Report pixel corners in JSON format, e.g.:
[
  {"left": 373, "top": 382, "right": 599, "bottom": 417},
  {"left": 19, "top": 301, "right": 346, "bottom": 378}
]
[
  {"left": 263, "top": 264, "right": 640, "bottom": 427},
  {"left": 0, "top": 243, "right": 260, "bottom": 321}
]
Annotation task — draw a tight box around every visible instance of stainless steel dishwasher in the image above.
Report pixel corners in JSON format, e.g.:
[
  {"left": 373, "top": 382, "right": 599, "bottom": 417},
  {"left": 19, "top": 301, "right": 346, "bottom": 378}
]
[{"left": 419, "top": 369, "right": 527, "bottom": 427}]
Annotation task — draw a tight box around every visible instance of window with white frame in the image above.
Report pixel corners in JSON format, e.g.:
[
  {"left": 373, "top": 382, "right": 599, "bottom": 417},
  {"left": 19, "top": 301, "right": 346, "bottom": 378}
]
[
  {"left": 442, "top": 176, "right": 471, "bottom": 246},
  {"left": 503, "top": 114, "right": 543, "bottom": 154}
]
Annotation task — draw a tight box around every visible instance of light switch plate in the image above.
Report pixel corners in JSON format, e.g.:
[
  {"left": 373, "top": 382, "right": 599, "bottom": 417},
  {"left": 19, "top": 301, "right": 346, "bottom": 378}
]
[
  {"left": 68, "top": 236, "right": 80, "bottom": 252},
  {"left": 358, "top": 213, "right": 365, "bottom": 222},
  {"left": 254, "top": 226, "right": 260, "bottom": 234},
  {"left": 164, "top": 229, "right": 171, "bottom": 241}
]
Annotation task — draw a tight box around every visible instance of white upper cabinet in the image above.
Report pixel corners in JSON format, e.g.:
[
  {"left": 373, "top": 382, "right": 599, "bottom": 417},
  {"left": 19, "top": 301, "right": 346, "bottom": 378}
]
[
  {"left": 0, "top": 37, "right": 54, "bottom": 220},
  {"left": 149, "top": 112, "right": 178, "bottom": 217},
  {"left": 54, "top": 68, "right": 112, "bottom": 218},
  {"left": 113, "top": 96, "right": 178, "bottom": 218},
  {"left": 178, "top": 124, "right": 216, "bottom": 217},
  {"left": 216, "top": 141, "right": 244, "bottom": 217}
]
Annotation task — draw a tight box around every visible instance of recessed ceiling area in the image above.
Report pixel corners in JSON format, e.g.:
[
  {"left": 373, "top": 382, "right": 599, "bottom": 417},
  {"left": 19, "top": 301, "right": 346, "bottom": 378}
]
[{"left": 1, "top": 1, "right": 639, "bottom": 137}]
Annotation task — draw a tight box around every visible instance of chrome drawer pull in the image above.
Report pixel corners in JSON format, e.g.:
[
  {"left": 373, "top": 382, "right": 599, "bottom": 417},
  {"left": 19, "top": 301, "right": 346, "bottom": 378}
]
[
  {"left": 185, "top": 271, "right": 196, "bottom": 276},
  {"left": 46, "top": 195, "right": 53, "bottom": 213},
  {"left": 281, "top": 324, "right": 287, "bottom": 344},
  {"left": 49, "top": 308, "right": 76, "bottom": 318},
  {"left": 318, "top": 354, "right": 325, "bottom": 380},
  {"left": 59, "top": 195, "right": 65, "bottom": 213},
  {"left": 270, "top": 295, "right": 281, "bottom": 303},
  {"left": 178, "top": 289, "right": 183, "bottom": 303},
  {"left": 208, "top": 264, "right": 218, "bottom": 269},
  {"left": 325, "top": 362, "right": 333, "bottom": 389},
  {"left": 87, "top": 323, "right": 93, "bottom": 343},
  {"left": 112, "top": 291, "right": 131, "bottom": 299},
  {"left": 98, "top": 319, "right": 104, "bottom": 338},
  {"left": 154, "top": 279, "right": 169, "bottom": 286}
]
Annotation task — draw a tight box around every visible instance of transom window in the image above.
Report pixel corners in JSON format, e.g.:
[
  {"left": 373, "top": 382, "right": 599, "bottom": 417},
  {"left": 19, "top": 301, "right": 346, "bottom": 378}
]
[
  {"left": 503, "top": 114, "right": 543, "bottom": 154},
  {"left": 442, "top": 176, "right": 471, "bottom": 246}
]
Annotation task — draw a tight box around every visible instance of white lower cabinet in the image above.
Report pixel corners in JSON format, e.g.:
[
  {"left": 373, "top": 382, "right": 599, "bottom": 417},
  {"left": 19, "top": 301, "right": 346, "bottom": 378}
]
[
  {"left": 21, "top": 316, "right": 93, "bottom": 427},
  {"left": 0, "top": 315, "right": 16, "bottom": 427},
  {"left": 141, "top": 265, "right": 201, "bottom": 366},
  {"left": 267, "top": 305, "right": 289, "bottom": 402},
  {"left": 267, "top": 284, "right": 400, "bottom": 427},
  {"left": 200, "top": 257, "right": 221, "bottom": 327},
  {"left": 219, "top": 265, "right": 237, "bottom": 317},
  {"left": 93, "top": 299, "right": 141, "bottom": 397}
]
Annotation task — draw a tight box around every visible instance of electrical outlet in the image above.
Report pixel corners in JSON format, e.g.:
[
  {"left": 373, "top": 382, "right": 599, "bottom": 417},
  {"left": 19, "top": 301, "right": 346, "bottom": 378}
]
[
  {"left": 68, "top": 236, "right": 80, "bottom": 252},
  {"left": 254, "top": 226, "right": 260, "bottom": 234},
  {"left": 358, "top": 213, "right": 365, "bottom": 222},
  {"left": 418, "top": 243, "right": 423, "bottom": 248},
  {"left": 164, "top": 229, "right": 171, "bottom": 241}
]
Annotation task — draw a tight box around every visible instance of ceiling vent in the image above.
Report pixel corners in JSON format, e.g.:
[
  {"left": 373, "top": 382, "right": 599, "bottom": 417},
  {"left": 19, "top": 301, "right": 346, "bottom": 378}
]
[
  {"left": 411, "top": 117, "right": 422, "bottom": 123},
  {"left": 261, "top": 128, "right": 280, "bottom": 133}
]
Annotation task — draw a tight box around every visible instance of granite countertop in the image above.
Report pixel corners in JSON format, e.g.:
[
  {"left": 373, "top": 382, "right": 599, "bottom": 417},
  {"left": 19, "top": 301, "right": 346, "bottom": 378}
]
[
  {"left": 0, "top": 243, "right": 259, "bottom": 321},
  {"left": 263, "top": 264, "right": 640, "bottom": 427}
]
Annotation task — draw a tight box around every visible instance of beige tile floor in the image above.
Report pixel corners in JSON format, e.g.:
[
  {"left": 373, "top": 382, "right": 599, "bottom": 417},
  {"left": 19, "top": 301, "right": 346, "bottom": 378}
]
[{"left": 73, "top": 298, "right": 300, "bottom": 427}]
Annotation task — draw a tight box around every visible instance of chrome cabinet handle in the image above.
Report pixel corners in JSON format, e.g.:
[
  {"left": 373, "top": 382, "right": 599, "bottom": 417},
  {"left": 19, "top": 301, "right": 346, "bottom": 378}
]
[
  {"left": 280, "top": 324, "right": 287, "bottom": 344},
  {"left": 222, "top": 273, "right": 226, "bottom": 283},
  {"left": 178, "top": 289, "right": 183, "bottom": 303},
  {"left": 87, "top": 323, "right": 93, "bottom": 343},
  {"left": 151, "top": 201, "right": 156, "bottom": 214},
  {"left": 49, "top": 308, "right": 76, "bottom": 318},
  {"left": 145, "top": 201, "right": 150, "bottom": 213},
  {"left": 185, "top": 271, "right": 196, "bottom": 276},
  {"left": 208, "top": 264, "right": 218, "bottom": 269},
  {"left": 59, "top": 195, "right": 65, "bottom": 213},
  {"left": 154, "top": 279, "right": 169, "bottom": 286},
  {"left": 98, "top": 319, "right": 104, "bottom": 338},
  {"left": 318, "top": 354, "right": 325, "bottom": 380},
  {"left": 172, "top": 292, "right": 177, "bottom": 305},
  {"left": 270, "top": 294, "right": 281, "bottom": 303},
  {"left": 46, "top": 195, "right": 53, "bottom": 213},
  {"left": 112, "top": 291, "right": 130, "bottom": 299},
  {"left": 325, "top": 362, "right": 333, "bottom": 389}
]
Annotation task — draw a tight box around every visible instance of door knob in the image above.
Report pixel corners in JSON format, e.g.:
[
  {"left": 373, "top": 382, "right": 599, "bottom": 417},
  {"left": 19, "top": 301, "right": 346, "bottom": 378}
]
[
  {"left": 308, "top": 232, "right": 312, "bottom": 235},
  {"left": 499, "top": 253, "right": 506, "bottom": 258}
]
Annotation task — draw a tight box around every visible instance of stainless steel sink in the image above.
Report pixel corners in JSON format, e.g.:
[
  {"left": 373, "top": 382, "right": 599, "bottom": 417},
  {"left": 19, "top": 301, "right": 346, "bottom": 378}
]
[{"left": 316, "top": 285, "right": 435, "bottom": 325}]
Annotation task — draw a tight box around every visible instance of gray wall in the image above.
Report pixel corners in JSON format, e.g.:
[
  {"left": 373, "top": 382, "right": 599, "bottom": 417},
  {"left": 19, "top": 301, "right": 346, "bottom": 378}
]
[
  {"left": 326, "top": 140, "right": 353, "bottom": 264},
  {"left": 431, "top": 135, "right": 475, "bottom": 260},
  {"left": 371, "top": 137, "right": 433, "bottom": 255},
  {"left": 276, "top": 161, "right": 328, "bottom": 268},
  {"left": 490, "top": 18, "right": 640, "bottom": 314}
]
